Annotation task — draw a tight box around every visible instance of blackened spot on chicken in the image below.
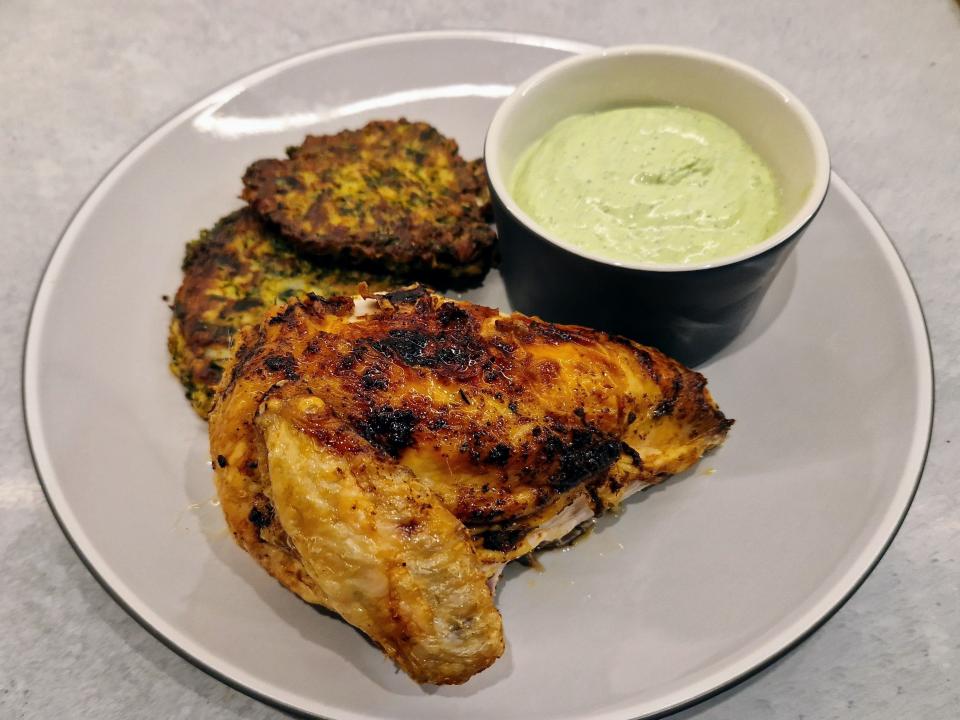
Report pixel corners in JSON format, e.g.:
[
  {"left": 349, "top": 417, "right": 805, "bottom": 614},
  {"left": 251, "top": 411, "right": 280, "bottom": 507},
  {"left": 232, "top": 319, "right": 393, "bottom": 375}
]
[
  {"left": 357, "top": 406, "right": 418, "bottom": 457},
  {"left": 304, "top": 293, "right": 353, "bottom": 316},
  {"left": 459, "top": 388, "right": 471, "bottom": 404},
  {"left": 548, "top": 429, "right": 622, "bottom": 491},
  {"left": 653, "top": 375, "right": 684, "bottom": 418},
  {"left": 248, "top": 503, "right": 274, "bottom": 529},
  {"left": 427, "top": 417, "right": 447, "bottom": 431},
  {"left": 462, "top": 502, "right": 509, "bottom": 526},
  {"left": 437, "top": 302, "right": 469, "bottom": 326},
  {"left": 479, "top": 526, "right": 528, "bottom": 552},
  {"left": 457, "top": 429, "right": 492, "bottom": 465},
  {"left": 383, "top": 286, "right": 429, "bottom": 304},
  {"left": 541, "top": 433, "right": 565, "bottom": 461},
  {"left": 437, "top": 343, "right": 471, "bottom": 367},
  {"left": 372, "top": 329, "right": 431, "bottom": 365},
  {"left": 267, "top": 303, "right": 298, "bottom": 325},
  {"left": 361, "top": 367, "right": 389, "bottom": 391},
  {"left": 534, "top": 486, "right": 552, "bottom": 506},
  {"left": 490, "top": 336, "right": 516, "bottom": 355},
  {"left": 586, "top": 485, "right": 605, "bottom": 515},
  {"left": 508, "top": 401, "right": 518, "bottom": 414},
  {"left": 486, "top": 443, "right": 511, "bottom": 466},
  {"left": 372, "top": 328, "right": 487, "bottom": 377},
  {"left": 305, "top": 339, "right": 321, "bottom": 355},
  {"left": 620, "top": 442, "right": 643, "bottom": 467},
  {"left": 627, "top": 411, "right": 637, "bottom": 425},
  {"left": 216, "top": 454, "right": 228, "bottom": 468},
  {"left": 336, "top": 345, "right": 366, "bottom": 372},
  {"left": 264, "top": 354, "right": 299, "bottom": 380}
]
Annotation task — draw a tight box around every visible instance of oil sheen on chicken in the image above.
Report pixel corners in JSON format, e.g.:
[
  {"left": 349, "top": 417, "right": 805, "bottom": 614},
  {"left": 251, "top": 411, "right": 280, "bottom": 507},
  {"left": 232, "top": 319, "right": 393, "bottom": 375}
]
[{"left": 208, "top": 285, "right": 732, "bottom": 685}]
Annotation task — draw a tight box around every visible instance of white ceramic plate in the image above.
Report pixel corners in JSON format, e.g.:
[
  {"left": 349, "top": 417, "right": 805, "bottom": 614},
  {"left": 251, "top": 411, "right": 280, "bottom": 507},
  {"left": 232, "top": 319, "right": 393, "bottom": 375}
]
[{"left": 23, "top": 31, "right": 932, "bottom": 720}]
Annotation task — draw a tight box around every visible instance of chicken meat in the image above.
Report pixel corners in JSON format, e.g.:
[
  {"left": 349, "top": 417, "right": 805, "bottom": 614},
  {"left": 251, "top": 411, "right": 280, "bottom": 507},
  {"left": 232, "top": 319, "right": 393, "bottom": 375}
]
[{"left": 208, "top": 285, "right": 732, "bottom": 684}]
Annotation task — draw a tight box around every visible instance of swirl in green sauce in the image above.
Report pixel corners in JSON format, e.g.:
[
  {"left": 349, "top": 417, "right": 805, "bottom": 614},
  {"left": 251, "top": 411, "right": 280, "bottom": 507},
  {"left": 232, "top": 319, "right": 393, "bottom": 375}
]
[{"left": 510, "top": 106, "right": 781, "bottom": 265}]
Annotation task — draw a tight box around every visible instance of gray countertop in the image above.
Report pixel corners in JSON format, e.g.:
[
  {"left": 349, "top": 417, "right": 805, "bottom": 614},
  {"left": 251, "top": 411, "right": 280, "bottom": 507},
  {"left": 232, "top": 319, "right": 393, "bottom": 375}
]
[{"left": 2, "top": 1, "right": 958, "bottom": 718}]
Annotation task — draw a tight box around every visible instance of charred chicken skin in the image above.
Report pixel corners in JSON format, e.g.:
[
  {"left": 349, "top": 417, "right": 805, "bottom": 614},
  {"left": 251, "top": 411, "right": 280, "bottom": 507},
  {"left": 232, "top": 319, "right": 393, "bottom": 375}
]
[{"left": 208, "top": 285, "right": 732, "bottom": 684}]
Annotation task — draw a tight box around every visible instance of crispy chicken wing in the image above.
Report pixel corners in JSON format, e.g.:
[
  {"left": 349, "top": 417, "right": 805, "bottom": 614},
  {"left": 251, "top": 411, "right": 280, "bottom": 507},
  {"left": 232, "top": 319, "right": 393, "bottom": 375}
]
[
  {"left": 208, "top": 286, "right": 732, "bottom": 684},
  {"left": 256, "top": 394, "right": 503, "bottom": 684}
]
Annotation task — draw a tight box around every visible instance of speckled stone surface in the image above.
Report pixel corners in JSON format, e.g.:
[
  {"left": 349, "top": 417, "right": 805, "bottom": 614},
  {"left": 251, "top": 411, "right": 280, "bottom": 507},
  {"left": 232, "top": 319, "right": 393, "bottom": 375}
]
[{"left": 2, "top": 1, "right": 958, "bottom": 718}]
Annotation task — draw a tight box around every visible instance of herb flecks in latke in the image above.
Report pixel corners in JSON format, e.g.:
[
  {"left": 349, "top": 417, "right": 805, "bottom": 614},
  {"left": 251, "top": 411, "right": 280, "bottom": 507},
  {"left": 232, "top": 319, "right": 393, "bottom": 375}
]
[
  {"left": 242, "top": 119, "right": 495, "bottom": 284},
  {"left": 168, "top": 208, "right": 395, "bottom": 417}
]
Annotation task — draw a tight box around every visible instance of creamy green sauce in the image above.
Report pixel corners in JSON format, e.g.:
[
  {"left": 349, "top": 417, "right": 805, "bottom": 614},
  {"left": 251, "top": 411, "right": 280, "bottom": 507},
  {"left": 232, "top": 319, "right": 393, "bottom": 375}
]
[{"left": 510, "top": 106, "right": 781, "bottom": 265}]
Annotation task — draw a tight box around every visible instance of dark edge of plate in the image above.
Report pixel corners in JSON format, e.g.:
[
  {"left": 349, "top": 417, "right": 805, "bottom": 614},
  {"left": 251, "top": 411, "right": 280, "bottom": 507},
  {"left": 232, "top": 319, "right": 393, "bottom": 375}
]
[
  {"left": 640, "top": 177, "right": 936, "bottom": 718},
  {"left": 19, "top": 30, "right": 935, "bottom": 720}
]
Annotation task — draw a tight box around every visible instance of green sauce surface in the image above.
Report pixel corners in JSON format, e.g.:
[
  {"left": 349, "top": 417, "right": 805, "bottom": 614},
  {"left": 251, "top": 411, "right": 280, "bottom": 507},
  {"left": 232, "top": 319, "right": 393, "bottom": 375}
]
[{"left": 510, "top": 106, "right": 781, "bottom": 265}]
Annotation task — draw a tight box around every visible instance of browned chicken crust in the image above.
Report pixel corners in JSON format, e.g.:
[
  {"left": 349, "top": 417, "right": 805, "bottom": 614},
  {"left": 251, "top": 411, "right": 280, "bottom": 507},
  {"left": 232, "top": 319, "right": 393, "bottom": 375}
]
[
  {"left": 241, "top": 120, "right": 495, "bottom": 283},
  {"left": 208, "top": 286, "right": 732, "bottom": 684}
]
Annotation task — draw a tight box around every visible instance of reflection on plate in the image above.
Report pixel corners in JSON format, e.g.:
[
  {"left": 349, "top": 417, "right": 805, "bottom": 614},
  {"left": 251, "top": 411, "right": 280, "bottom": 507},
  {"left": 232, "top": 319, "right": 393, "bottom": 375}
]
[{"left": 23, "top": 31, "right": 931, "bottom": 720}]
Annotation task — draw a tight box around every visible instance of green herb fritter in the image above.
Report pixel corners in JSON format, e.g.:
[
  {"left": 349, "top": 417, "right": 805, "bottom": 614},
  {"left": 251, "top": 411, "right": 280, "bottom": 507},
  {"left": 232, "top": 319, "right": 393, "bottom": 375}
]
[
  {"left": 241, "top": 119, "right": 495, "bottom": 284},
  {"left": 168, "top": 208, "right": 395, "bottom": 418}
]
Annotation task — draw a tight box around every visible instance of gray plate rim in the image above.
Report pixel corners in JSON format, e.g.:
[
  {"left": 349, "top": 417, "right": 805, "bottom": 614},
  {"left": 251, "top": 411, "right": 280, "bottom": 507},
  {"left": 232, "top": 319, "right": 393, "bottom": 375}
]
[{"left": 21, "top": 29, "right": 934, "bottom": 720}]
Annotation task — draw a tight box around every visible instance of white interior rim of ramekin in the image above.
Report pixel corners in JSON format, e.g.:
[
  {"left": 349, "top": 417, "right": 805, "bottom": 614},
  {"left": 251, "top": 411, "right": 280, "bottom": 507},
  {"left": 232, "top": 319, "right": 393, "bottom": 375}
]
[{"left": 485, "top": 44, "right": 832, "bottom": 273}]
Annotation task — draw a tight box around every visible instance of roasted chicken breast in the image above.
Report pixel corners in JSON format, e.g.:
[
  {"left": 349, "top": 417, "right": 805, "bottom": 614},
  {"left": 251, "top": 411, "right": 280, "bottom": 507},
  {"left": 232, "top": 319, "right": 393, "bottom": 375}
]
[
  {"left": 241, "top": 120, "right": 496, "bottom": 283},
  {"left": 208, "top": 286, "right": 732, "bottom": 684}
]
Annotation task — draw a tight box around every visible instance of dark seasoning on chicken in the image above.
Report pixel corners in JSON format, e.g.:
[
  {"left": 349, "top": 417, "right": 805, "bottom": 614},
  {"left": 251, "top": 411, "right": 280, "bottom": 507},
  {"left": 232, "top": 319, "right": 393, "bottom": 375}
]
[{"left": 209, "top": 285, "right": 732, "bottom": 684}]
